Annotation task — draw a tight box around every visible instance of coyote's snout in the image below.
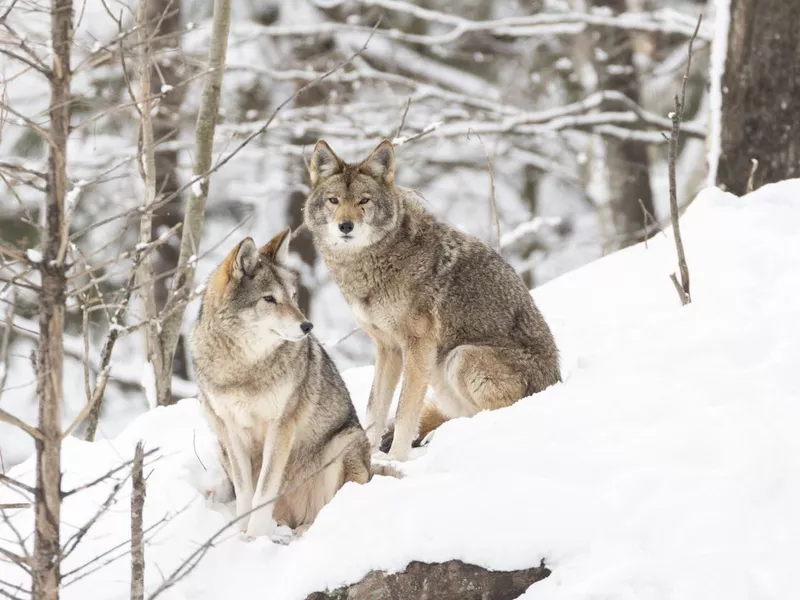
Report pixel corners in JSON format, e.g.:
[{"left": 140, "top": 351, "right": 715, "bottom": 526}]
[{"left": 190, "top": 228, "right": 372, "bottom": 540}]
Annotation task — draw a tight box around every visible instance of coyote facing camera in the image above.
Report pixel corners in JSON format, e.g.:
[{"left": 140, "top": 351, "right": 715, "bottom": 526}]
[
  {"left": 304, "top": 139, "right": 562, "bottom": 461},
  {"left": 189, "top": 229, "right": 371, "bottom": 539}
]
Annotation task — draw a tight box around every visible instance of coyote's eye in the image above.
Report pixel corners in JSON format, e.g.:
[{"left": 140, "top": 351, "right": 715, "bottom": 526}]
[
  {"left": 291, "top": 291, "right": 297, "bottom": 302},
  {"left": 263, "top": 295, "right": 277, "bottom": 304},
  {"left": 327, "top": 197, "right": 339, "bottom": 205},
  {"left": 359, "top": 197, "right": 370, "bottom": 205}
]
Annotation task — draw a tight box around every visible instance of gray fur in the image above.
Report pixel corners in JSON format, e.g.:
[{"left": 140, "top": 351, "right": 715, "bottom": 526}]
[
  {"left": 304, "top": 139, "right": 561, "bottom": 461},
  {"left": 189, "top": 232, "right": 371, "bottom": 537}
]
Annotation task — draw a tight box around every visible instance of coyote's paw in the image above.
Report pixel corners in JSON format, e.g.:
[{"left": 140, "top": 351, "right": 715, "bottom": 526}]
[
  {"left": 386, "top": 444, "right": 410, "bottom": 462},
  {"left": 379, "top": 425, "right": 395, "bottom": 454},
  {"left": 245, "top": 511, "right": 294, "bottom": 544},
  {"left": 268, "top": 524, "right": 295, "bottom": 545}
]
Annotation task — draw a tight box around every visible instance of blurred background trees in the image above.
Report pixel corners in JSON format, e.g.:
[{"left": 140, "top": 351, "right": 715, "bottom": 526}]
[{"left": 1, "top": 0, "right": 713, "bottom": 469}]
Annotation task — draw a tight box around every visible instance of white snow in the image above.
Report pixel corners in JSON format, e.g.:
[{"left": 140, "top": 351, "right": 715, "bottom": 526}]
[
  {"left": 24, "top": 248, "right": 42, "bottom": 263},
  {"left": 707, "top": 0, "right": 731, "bottom": 186},
  {"left": 141, "top": 362, "right": 158, "bottom": 411},
  {"left": 3, "top": 180, "right": 800, "bottom": 599},
  {"left": 65, "top": 180, "right": 87, "bottom": 211}
]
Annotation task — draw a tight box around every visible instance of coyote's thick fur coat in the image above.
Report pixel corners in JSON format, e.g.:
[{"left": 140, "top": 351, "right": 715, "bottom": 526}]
[
  {"left": 190, "top": 229, "right": 370, "bottom": 538},
  {"left": 304, "top": 140, "right": 561, "bottom": 460}
]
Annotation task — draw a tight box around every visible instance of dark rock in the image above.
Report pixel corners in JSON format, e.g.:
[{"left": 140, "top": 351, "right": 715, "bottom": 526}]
[{"left": 306, "top": 559, "right": 550, "bottom": 600}]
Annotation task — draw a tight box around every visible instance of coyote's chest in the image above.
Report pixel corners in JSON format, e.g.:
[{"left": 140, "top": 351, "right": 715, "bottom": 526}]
[{"left": 206, "top": 378, "right": 295, "bottom": 432}]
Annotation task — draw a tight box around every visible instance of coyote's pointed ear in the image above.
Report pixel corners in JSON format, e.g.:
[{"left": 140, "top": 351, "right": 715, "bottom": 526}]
[
  {"left": 230, "top": 237, "right": 259, "bottom": 280},
  {"left": 310, "top": 140, "right": 343, "bottom": 187},
  {"left": 260, "top": 227, "right": 291, "bottom": 265},
  {"left": 360, "top": 139, "right": 395, "bottom": 185}
]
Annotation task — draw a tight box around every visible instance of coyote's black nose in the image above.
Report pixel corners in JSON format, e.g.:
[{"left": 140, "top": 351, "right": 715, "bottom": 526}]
[
  {"left": 338, "top": 220, "right": 354, "bottom": 234},
  {"left": 300, "top": 321, "right": 314, "bottom": 334}
]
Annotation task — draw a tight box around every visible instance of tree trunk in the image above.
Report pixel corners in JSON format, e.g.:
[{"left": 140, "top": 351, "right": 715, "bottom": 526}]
[
  {"left": 306, "top": 560, "right": 551, "bottom": 600},
  {"left": 147, "top": 0, "right": 191, "bottom": 381},
  {"left": 595, "top": 0, "right": 655, "bottom": 249},
  {"left": 715, "top": 0, "right": 800, "bottom": 194},
  {"left": 32, "top": 1, "right": 72, "bottom": 597},
  {"left": 156, "top": 0, "right": 232, "bottom": 406},
  {"left": 148, "top": 0, "right": 185, "bottom": 307}
]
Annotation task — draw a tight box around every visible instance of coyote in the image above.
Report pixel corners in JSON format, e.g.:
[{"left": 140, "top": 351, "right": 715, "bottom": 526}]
[
  {"left": 304, "top": 139, "right": 561, "bottom": 461},
  {"left": 189, "top": 229, "right": 371, "bottom": 538}
]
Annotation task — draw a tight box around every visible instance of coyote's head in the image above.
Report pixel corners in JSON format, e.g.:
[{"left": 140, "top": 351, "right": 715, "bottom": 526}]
[
  {"left": 304, "top": 139, "right": 400, "bottom": 250},
  {"left": 203, "top": 229, "right": 313, "bottom": 347}
]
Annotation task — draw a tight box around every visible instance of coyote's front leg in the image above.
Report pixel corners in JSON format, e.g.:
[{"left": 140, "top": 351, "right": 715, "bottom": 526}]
[
  {"left": 365, "top": 342, "right": 402, "bottom": 451},
  {"left": 388, "top": 340, "right": 435, "bottom": 461},
  {"left": 222, "top": 424, "right": 254, "bottom": 531},
  {"left": 246, "top": 419, "right": 296, "bottom": 538}
]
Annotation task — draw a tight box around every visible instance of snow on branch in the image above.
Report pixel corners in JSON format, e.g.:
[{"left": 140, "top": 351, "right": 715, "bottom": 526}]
[{"left": 296, "top": 2, "right": 714, "bottom": 46}]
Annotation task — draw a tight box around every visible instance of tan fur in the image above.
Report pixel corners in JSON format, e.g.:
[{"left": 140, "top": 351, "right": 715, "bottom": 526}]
[
  {"left": 190, "top": 230, "right": 373, "bottom": 538},
  {"left": 416, "top": 403, "right": 449, "bottom": 444},
  {"left": 304, "top": 139, "right": 562, "bottom": 460}
]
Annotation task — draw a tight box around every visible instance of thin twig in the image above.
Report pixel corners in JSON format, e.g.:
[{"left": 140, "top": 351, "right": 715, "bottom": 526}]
[
  {"left": 0, "top": 473, "right": 35, "bottom": 496},
  {"left": 131, "top": 442, "right": 146, "bottom": 600},
  {"left": 666, "top": 15, "right": 700, "bottom": 306},
  {"left": 61, "top": 448, "right": 158, "bottom": 498},
  {"left": 192, "top": 429, "right": 207, "bottom": 471},
  {"left": 471, "top": 131, "right": 501, "bottom": 254},
  {"left": 745, "top": 158, "right": 759, "bottom": 194},
  {"left": 0, "top": 289, "right": 17, "bottom": 402},
  {"left": 394, "top": 97, "right": 412, "bottom": 139}
]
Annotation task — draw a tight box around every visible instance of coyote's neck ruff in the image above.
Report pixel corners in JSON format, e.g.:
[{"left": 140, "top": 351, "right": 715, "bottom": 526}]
[{"left": 304, "top": 139, "right": 561, "bottom": 461}]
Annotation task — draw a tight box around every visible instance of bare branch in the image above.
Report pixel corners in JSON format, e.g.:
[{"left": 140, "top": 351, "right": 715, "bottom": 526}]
[
  {"left": 61, "top": 448, "right": 158, "bottom": 498},
  {"left": 746, "top": 158, "right": 759, "bottom": 194},
  {"left": 131, "top": 442, "right": 146, "bottom": 600},
  {"left": 0, "top": 161, "right": 47, "bottom": 181},
  {"left": 0, "top": 48, "right": 50, "bottom": 78},
  {"left": 0, "top": 288, "right": 17, "bottom": 402},
  {"left": 0, "top": 473, "right": 35, "bottom": 497},
  {"left": 0, "top": 408, "right": 42, "bottom": 441},
  {"left": 471, "top": 131, "right": 501, "bottom": 254},
  {"left": 273, "top": 4, "right": 711, "bottom": 44},
  {"left": 666, "top": 15, "right": 700, "bottom": 306}
]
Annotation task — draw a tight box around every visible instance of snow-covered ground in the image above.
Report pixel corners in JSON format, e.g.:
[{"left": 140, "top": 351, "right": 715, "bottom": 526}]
[{"left": 2, "top": 179, "right": 800, "bottom": 599}]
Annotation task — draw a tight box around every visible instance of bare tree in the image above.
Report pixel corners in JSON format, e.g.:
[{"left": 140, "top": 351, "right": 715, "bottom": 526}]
[
  {"left": 149, "top": 0, "right": 232, "bottom": 407},
  {"left": 30, "top": 0, "right": 73, "bottom": 597},
  {"left": 714, "top": 0, "right": 800, "bottom": 194},
  {"left": 593, "top": 0, "right": 655, "bottom": 249}
]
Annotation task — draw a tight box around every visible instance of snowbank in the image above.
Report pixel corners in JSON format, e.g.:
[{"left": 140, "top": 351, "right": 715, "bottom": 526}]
[{"left": 2, "top": 180, "right": 800, "bottom": 600}]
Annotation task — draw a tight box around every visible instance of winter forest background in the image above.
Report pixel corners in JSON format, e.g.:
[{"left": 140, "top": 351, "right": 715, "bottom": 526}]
[
  {"left": 3, "top": 0, "right": 800, "bottom": 598},
  {"left": 0, "top": 0, "right": 794, "bottom": 471}
]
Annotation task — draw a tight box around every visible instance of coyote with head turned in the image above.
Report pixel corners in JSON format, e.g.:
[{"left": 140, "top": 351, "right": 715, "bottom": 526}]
[
  {"left": 304, "top": 139, "right": 561, "bottom": 461},
  {"left": 189, "top": 229, "right": 372, "bottom": 539}
]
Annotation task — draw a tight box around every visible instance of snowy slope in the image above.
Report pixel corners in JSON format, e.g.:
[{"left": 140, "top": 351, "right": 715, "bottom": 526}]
[{"left": 2, "top": 180, "right": 800, "bottom": 600}]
